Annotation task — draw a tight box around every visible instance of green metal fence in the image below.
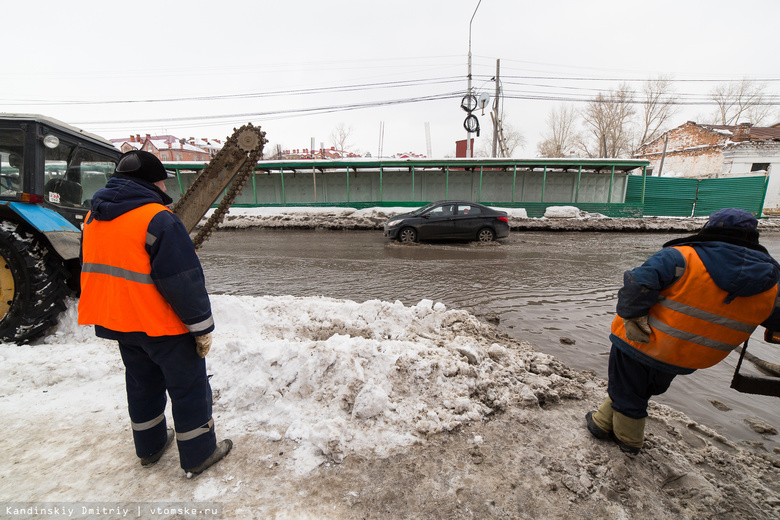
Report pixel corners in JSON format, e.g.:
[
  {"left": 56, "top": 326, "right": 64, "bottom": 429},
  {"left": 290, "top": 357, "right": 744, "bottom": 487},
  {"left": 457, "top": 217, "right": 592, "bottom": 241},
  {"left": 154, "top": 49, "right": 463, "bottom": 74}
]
[
  {"left": 626, "top": 175, "right": 768, "bottom": 217},
  {"left": 694, "top": 176, "right": 768, "bottom": 216},
  {"left": 625, "top": 176, "right": 698, "bottom": 216},
  {"left": 163, "top": 157, "right": 650, "bottom": 218},
  {"left": 163, "top": 157, "right": 770, "bottom": 218}
]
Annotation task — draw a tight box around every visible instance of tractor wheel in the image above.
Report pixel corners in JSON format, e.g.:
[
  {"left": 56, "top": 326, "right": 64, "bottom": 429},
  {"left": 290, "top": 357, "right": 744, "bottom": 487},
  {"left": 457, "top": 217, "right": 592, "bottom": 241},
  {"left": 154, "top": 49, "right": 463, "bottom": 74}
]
[{"left": 0, "top": 221, "right": 71, "bottom": 344}]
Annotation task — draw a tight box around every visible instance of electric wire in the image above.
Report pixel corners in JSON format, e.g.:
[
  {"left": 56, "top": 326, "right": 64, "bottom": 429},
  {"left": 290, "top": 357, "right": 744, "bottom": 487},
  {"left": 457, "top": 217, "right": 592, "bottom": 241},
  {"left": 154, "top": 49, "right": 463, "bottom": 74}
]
[{"left": 5, "top": 55, "right": 778, "bottom": 131}]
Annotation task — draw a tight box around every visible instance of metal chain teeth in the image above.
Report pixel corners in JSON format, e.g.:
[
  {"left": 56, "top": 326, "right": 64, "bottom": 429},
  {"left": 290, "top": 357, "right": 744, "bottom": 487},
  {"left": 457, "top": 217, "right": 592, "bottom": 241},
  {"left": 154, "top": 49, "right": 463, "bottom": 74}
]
[{"left": 191, "top": 124, "right": 266, "bottom": 249}]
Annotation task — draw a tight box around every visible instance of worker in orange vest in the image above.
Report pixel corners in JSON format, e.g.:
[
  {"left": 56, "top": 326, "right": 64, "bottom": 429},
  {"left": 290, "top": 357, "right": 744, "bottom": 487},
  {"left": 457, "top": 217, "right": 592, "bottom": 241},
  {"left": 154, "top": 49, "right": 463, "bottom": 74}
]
[
  {"left": 586, "top": 208, "right": 780, "bottom": 454},
  {"left": 79, "top": 150, "right": 231, "bottom": 475}
]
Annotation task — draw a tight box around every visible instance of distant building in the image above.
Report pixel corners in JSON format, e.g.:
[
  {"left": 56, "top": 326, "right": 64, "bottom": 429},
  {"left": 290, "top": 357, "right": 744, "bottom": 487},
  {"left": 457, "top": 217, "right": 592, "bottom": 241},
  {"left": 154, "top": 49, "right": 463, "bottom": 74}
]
[
  {"left": 634, "top": 121, "right": 780, "bottom": 212},
  {"left": 110, "top": 134, "right": 219, "bottom": 162},
  {"left": 277, "top": 146, "right": 362, "bottom": 160},
  {"left": 634, "top": 122, "right": 780, "bottom": 179},
  {"left": 395, "top": 151, "right": 426, "bottom": 159}
]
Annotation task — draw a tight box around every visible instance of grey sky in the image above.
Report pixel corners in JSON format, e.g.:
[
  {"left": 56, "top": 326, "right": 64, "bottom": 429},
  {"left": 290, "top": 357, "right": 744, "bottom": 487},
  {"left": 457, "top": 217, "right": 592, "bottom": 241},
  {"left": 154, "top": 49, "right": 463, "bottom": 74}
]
[{"left": 3, "top": 0, "right": 778, "bottom": 157}]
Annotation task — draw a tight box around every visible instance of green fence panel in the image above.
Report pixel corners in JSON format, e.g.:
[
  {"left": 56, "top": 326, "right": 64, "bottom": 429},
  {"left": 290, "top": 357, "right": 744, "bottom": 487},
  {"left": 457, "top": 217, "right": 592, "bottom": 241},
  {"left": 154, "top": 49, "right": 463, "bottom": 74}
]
[
  {"left": 480, "top": 202, "right": 643, "bottom": 218},
  {"left": 626, "top": 175, "right": 768, "bottom": 218},
  {"left": 626, "top": 176, "right": 697, "bottom": 216},
  {"left": 693, "top": 176, "right": 767, "bottom": 217}
]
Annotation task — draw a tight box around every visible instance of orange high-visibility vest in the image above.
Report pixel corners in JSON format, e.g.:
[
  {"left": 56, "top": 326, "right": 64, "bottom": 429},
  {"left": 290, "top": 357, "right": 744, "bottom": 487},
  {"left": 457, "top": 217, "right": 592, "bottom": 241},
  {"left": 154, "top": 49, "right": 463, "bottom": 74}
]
[
  {"left": 612, "top": 245, "right": 779, "bottom": 370},
  {"left": 78, "top": 203, "right": 189, "bottom": 336}
]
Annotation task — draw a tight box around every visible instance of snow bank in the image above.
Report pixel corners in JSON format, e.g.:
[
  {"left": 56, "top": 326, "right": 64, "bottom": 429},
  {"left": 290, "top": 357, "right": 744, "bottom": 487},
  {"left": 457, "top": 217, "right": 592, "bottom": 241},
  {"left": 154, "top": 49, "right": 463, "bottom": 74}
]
[
  {"left": 205, "top": 205, "right": 780, "bottom": 233},
  {"left": 1, "top": 294, "right": 569, "bottom": 476},
  {"left": 543, "top": 206, "right": 582, "bottom": 218},
  {"left": 3, "top": 295, "right": 780, "bottom": 518}
]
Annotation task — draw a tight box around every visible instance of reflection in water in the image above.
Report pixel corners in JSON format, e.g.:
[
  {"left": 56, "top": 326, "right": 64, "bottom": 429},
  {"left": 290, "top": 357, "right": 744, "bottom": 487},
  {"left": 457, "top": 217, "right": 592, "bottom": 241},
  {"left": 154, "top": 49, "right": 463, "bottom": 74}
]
[{"left": 199, "top": 228, "right": 780, "bottom": 450}]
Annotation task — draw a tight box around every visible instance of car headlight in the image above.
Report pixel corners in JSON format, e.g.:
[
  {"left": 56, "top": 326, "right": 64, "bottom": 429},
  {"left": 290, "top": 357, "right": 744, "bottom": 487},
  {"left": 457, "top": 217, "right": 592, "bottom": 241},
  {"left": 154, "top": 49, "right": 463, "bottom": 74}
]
[{"left": 387, "top": 219, "right": 404, "bottom": 227}]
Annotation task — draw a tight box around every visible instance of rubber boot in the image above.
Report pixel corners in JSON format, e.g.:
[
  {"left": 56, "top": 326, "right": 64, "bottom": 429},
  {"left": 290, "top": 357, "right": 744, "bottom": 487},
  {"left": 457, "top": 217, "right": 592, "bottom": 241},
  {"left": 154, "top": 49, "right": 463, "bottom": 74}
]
[
  {"left": 140, "top": 428, "right": 175, "bottom": 466},
  {"left": 184, "top": 439, "right": 233, "bottom": 476},
  {"left": 612, "top": 411, "right": 646, "bottom": 454},
  {"left": 590, "top": 397, "right": 614, "bottom": 433}
]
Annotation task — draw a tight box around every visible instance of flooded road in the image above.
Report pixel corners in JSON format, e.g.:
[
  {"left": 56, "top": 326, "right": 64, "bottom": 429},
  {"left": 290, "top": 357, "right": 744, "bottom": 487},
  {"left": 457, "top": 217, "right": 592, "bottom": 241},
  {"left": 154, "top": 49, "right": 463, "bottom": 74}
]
[{"left": 198, "top": 228, "right": 780, "bottom": 449}]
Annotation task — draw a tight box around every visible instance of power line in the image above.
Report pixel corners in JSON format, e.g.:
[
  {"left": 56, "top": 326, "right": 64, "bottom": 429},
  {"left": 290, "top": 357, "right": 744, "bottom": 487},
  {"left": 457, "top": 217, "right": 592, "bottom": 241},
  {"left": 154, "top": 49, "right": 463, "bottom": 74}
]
[
  {"left": 500, "top": 92, "right": 780, "bottom": 106},
  {"left": 1, "top": 77, "right": 464, "bottom": 106},
  {"left": 495, "top": 74, "right": 780, "bottom": 83},
  {"left": 76, "top": 92, "right": 463, "bottom": 129}
]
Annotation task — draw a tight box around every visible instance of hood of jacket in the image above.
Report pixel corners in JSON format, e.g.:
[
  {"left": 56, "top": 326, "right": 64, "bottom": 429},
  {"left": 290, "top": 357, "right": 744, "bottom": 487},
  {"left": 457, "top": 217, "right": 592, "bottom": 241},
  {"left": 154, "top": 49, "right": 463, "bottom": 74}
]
[
  {"left": 87, "top": 176, "right": 172, "bottom": 223},
  {"left": 674, "top": 240, "right": 780, "bottom": 301},
  {"left": 664, "top": 227, "right": 780, "bottom": 301}
]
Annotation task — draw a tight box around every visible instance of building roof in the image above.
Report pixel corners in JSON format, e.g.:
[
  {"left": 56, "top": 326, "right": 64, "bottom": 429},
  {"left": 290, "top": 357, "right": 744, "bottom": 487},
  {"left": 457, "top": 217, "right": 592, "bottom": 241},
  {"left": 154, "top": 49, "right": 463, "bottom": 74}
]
[
  {"left": 637, "top": 121, "right": 780, "bottom": 156},
  {"left": 701, "top": 124, "right": 780, "bottom": 141},
  {"left": 110, "top": 134, "right": 210, "bottom": 155}
]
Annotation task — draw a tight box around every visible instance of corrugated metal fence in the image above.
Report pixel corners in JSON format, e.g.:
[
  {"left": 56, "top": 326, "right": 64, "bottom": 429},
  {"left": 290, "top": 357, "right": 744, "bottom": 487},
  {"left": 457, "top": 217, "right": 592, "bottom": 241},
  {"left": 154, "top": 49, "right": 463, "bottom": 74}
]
[{"left": 626, "top": 175, "right": 768, "bottom": 217}]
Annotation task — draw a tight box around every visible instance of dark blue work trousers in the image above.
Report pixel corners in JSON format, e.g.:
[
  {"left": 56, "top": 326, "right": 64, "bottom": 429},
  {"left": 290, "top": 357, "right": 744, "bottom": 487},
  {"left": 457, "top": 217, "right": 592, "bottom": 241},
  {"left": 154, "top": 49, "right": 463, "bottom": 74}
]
[
  {"left": 115, "top": 332, "right": 217, "bottom": 470},
  {"left": 607, "top": 344, "right": 678, "bottom": 419}
]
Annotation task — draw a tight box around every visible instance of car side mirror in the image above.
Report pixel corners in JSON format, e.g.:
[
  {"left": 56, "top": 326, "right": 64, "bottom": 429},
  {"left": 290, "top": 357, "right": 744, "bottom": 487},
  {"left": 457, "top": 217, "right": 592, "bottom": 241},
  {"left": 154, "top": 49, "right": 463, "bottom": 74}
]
[{"left": 421, "top": 214, "right": 430, "bottom": 219}]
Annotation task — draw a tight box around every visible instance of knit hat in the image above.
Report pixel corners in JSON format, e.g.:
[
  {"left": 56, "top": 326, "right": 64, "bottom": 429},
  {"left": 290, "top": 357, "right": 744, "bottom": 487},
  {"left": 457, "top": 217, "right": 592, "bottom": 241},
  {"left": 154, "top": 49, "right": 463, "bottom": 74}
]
[
  {"left": 114, "top": 150, "right": 172, "bottom": 183},
  {"left": 704, "top": 208, "right": 758, "bottom": 231}
]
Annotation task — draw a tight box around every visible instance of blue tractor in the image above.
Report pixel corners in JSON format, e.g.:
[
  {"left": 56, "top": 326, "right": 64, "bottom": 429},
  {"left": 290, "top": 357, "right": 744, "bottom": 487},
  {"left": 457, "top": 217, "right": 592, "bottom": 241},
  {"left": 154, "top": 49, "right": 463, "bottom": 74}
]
[{"left": 0, "top": 114, "right": 122, "bottom": 343}]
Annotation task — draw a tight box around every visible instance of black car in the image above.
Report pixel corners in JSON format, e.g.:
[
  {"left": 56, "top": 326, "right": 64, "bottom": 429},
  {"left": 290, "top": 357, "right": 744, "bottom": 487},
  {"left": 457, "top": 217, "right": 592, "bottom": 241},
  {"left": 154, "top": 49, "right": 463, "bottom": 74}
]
[{"left": 383, "top": 201, "right": 510, "bottom": 243}]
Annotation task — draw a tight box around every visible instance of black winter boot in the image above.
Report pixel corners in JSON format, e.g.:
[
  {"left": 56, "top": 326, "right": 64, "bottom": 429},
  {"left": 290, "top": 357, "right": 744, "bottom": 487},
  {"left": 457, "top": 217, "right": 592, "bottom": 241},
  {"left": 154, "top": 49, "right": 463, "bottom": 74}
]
[
  {"left": 586, "top": 411, "right": 611, "bottom": 440},
  {"left": 141, "top": 428, "right": 175, "bottom": 466},
  {"left": 184, "top": 439, "right": 233, "bottom": 476}
]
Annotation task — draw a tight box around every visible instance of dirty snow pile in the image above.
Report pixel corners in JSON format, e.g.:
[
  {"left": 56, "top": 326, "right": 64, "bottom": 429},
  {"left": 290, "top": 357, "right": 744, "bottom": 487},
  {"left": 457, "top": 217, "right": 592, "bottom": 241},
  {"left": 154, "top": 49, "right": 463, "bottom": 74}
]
[
  {"left": 0, "top": 294, "right": 572, "bottom": 475},
  {"left": 543, "top": 205, "right": 583, "bottom": 219},
  {"left": 213, "top": 206, "right": 530, "bottom": 230},
  {"left": 217, "top": 207, "right": 402, "bottom": 230}
]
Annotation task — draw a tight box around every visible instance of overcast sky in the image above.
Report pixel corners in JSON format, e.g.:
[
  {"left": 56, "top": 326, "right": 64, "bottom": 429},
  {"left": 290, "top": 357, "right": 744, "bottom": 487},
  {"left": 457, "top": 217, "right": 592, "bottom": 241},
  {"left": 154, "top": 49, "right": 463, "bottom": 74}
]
[{"left": 3, "top": 0, "right": 779, "bottom": 158}]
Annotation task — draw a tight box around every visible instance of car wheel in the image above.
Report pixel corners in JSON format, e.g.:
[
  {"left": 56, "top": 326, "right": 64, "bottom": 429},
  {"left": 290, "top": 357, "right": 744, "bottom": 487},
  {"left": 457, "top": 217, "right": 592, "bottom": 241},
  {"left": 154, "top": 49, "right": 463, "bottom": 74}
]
[
  {"left": 399, "top": 227, "right": 418, "bottom": 243},
  {"left": 477, "top": 228, "right": 495, "bottom": 242}
]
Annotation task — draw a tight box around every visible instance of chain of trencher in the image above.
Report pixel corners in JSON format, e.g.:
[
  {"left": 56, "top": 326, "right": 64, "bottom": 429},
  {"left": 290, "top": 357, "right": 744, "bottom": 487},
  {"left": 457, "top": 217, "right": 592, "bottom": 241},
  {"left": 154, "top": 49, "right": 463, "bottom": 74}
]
[{"left": 173, "top": 123, "right": 266, "bottom": 250}]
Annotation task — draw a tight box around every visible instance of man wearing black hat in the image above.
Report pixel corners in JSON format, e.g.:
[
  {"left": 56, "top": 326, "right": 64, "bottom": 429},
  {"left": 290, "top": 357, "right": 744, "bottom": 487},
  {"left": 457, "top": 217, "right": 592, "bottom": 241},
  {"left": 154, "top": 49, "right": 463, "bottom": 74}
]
[
  {"left": 586, "top": 208, "right": 780, "bottom": 454},
  {"left": 79, "top": 150, "right": 232, "bottom": 475}
]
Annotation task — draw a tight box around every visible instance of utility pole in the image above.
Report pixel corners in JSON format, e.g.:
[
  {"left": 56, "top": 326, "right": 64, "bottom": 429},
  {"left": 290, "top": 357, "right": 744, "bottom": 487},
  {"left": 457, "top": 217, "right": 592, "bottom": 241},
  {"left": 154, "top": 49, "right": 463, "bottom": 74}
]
[
  {"left": 466, "top": 0, "right": 482, "bottom": 158},
  {"left": 491, "top": 59, "right": 500, "bottom": 158}
]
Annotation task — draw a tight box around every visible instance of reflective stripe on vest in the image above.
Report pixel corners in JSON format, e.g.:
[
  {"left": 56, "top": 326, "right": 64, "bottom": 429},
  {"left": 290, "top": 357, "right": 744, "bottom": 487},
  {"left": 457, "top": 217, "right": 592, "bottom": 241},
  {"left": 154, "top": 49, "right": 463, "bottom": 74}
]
[
  {"left": 611, "top": 245, "right": 778, "bottom": 370},
  {"left": 78, "top": 203, "right": 190, "bottom": 336}
]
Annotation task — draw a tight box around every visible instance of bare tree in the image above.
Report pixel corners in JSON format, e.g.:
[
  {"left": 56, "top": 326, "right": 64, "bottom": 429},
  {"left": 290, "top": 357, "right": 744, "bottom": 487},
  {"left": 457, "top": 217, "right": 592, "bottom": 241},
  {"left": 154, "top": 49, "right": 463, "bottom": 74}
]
[
  {"left": 578, "top": 84, "right": 636, "bottom": 158},
  {"left": 537, "top": 105, "right": 578, "bottom": 157},
  {"left": 501, "top": 122, "right": 526, "bottom": 157},
  {"left": 709, "top": 79, "right": 773, "bottom": 126},
  {"left": 635, "top": 76, "right": 678, "bottom": 151},
  {"left": 263, "top": 142, "right": 284, "bottom": 160},
  {"left": 329, "top": 123, "right": 354, "bottom": 155},
  {"left": 478, "top": 120, "right": 526, "bottom": 157}
]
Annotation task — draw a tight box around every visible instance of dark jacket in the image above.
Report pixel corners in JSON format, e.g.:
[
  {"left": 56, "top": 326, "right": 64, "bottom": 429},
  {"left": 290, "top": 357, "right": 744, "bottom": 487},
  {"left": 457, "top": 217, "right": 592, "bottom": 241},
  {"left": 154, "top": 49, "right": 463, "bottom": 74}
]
[{"left": 82, "top": 176, "right": 214, "bottom": 339}]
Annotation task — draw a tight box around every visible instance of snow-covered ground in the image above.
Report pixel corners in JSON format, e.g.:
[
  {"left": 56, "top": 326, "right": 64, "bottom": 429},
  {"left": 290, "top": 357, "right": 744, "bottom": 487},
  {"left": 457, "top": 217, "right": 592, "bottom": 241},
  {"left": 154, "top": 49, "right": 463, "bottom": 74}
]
[
  {"left": 2, "top": 293, "right": 779, "bottom": 519},
  {"left": 2, "top": 206, "right": 779, "bottom": 518}
]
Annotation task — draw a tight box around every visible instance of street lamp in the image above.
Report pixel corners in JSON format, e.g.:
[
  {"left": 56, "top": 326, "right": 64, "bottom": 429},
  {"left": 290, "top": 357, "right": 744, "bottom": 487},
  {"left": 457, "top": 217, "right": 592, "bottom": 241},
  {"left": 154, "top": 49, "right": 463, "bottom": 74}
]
[{"left": 466, "top": 0, "right": 482, "bottom": 158}]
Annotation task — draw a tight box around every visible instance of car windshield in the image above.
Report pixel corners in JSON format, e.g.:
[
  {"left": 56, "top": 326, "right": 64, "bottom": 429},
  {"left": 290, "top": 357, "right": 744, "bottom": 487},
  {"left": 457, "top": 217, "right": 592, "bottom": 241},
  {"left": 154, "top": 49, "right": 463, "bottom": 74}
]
[
  {"left": 425, "top": 203, "right": 455, "bottom": 217},
  {"left": 410, "top": 202, "right": 439, "bottom": 216}
]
